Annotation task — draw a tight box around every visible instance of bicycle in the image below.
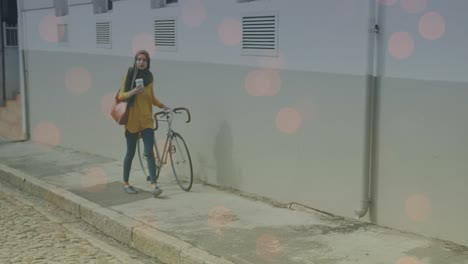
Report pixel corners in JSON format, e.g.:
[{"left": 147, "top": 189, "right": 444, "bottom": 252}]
[{"left": 137, "top": 107, "right": 193, "bottom": 191}]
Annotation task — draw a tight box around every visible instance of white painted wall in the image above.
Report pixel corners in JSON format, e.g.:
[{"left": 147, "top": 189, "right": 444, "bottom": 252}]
[
  {"left": 69, "top": 0, "right": 92, "bottom": 5},
  {"left": 22, "top": 0, "right": 372, "bottom": 75},
  {"left": 378, "top": 0, "right": 468, "bottom": 82},
  {"left": 22, "top": 0, "right": 54, "bottom": 10}
]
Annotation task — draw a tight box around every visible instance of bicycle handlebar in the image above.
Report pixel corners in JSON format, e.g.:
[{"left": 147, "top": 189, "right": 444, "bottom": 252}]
[{"left": 153, "top": 107, "right": 191, "bottom": 130}]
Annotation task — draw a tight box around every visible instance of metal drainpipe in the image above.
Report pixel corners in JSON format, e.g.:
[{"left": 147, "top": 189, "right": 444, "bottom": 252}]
[
  {"left": 355, "top": 76, "right": 375, "bottom": 218},
  {"left": 17, "top": 0, "right": 30, "bottom": 140},
  {"left": 355, "top": 0, "right": 380, "bottom": 219}
]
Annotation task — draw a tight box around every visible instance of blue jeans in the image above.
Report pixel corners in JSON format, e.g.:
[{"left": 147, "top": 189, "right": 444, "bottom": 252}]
[{"left": 123, "top": 128, "right": 158, "bottom": 184}]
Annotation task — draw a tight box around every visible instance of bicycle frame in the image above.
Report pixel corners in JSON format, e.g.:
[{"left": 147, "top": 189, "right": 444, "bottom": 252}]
[
  {"left": 153, "top": 113, "right": 175, "bottom": 168},
  {"left": 137, "top": 107, "right": 192, "bottom": 190},
  {"left": 151, "top": 107, "right": 191, "bottom": 169}
]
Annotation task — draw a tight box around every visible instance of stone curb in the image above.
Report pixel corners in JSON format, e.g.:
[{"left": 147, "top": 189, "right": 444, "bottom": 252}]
[{"left": 0, "top": 164, "right": 236, "bottom": 264}]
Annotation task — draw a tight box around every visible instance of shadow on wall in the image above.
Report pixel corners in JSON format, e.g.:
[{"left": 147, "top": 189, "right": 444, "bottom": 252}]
[{"left": 214, "top": 121, "right": 241, "bottom": 189}]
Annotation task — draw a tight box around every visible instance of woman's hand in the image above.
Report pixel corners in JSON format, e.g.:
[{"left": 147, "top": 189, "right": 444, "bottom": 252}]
[
  {"left": 131, "top": 85, "right": 144, "bottom": 96},
  {"left": 162, "top": 105, "right": 171, "bottom": 111}
]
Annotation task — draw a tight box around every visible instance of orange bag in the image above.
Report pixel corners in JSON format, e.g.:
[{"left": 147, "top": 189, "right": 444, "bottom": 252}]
[
  {"left": 110, "top": 91, "right": 128, "bottom": 125},
  {"left": 111, "top": 68, "right": 138, "bottom": 125}
]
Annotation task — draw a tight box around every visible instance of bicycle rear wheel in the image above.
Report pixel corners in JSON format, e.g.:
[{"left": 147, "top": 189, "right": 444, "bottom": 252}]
[{"left": 169, "top": 132, "right": 193, "bottom": 191}]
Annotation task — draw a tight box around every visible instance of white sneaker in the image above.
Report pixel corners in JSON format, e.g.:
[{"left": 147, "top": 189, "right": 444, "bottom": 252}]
[{"left": 152, "top": 187, "right": 163, "bottom": 197}]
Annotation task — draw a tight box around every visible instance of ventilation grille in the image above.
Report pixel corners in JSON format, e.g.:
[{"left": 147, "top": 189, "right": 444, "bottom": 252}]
[
  {"left": 242, "top": 14, "right": 277, "bottom": 55},
  {"left": 57, "top": 24, "right": 68, "bottom": 43},
  {"left": 154, "top": 19, "right": 176, "bottom": 50},
  {"left": 96, "top": 22, "right": 111, "bottom": 47}
]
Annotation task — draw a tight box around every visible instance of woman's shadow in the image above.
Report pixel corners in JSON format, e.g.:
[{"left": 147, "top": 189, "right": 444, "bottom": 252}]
[{"left": 214, "top": 121, "right": 241, "bottom": 189}]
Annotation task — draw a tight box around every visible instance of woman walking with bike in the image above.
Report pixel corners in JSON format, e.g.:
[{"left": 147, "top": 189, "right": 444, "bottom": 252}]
[{"left": 118, "top": 49, "right": 170, "bottom": 197}]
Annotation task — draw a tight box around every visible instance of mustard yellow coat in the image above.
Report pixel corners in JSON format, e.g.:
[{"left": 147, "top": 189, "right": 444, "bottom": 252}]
[{"left": 118, "top": 71, "right": 164, "bottom": 133}]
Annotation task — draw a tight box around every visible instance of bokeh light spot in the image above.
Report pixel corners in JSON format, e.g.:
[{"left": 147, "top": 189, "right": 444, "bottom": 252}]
[
  {"left": 81, "top": 167, "right": 108, "bottom": 192},
  {"left": 38, "top": 15, "right": 62, "bottom": 43},
  {"left": 65, "top": 67, "right": 92, "bottom": 95},
  {"left": 245, "top": 69, "right": 281, "bottom": 96},
  {"left": 400, "top": 0, "right": 427, "bottom": 14},
  {"left": 419, "top": 12, "right": 445, "bottom": 40},
  {"left": 218, "top": 18, "right": 242, "bottom": 46},
  {"left": 396, "top": 256, "right": 423, "bottom": 264},
  {"left": 276, "top": 107, "right": 302, "bottom": 134},
  {"left": 379, "top": 0, "right": 398, "bottom": 6},
  {"left": 405, "top": 194, "right": 432, "bottom": 222},
  {"left": 181, "top": 0, "right": 207, "bottom": 28},
  {"left": 208, "top": 206, "right": 234, "bottom": 234},
  {"left": 256, "top": 233, "right": 281, "bottom": 261},
  {"left": 132, "top": 32, "right": 156, "bottom": 57},
  {"left": 388, "top": 32, "right": 414, "bottom": 59},
  {"left": 101, "top": 92, "right": 116, "bottom": 119},
  {"left": 32, "top": 122, "right": 61, "bottom": 147}
]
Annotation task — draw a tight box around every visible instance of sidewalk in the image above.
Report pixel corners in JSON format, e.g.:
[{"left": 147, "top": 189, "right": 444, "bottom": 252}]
[{"left": 1, "top": 140, "right": 467, "bottom": 264}]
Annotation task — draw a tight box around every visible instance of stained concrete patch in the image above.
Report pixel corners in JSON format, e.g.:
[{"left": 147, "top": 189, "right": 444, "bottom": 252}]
[
  {"left": 68, "top": 181, "right": 153, "bottom": 207},
  {"left": 0, "top": 140, "right": 21, "bottom": 146},
  {"left": 177, "top": 226, "right": 335, "bottom": 264},
  {"left": 405, "top": 240, "right": 468, "bottom": 264},
  {"left": 1, "top": 146, "right": 113, "bottom": 178}
]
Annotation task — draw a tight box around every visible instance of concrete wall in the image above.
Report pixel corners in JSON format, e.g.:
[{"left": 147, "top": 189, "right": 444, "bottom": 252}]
[
  {"left": 372, "top": 0, "right": 468, "bottom": 246},
  {"left": 25, "top": 50, "right": 368, "bottom": 220},
  {"left": 18, "top": 0, "right": 468, "bottom": 247}
]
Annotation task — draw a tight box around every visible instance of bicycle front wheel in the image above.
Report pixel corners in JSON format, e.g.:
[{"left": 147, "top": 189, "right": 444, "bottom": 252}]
[{"left": 169, "top": 132, "right": 193, "bottom": 191}]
